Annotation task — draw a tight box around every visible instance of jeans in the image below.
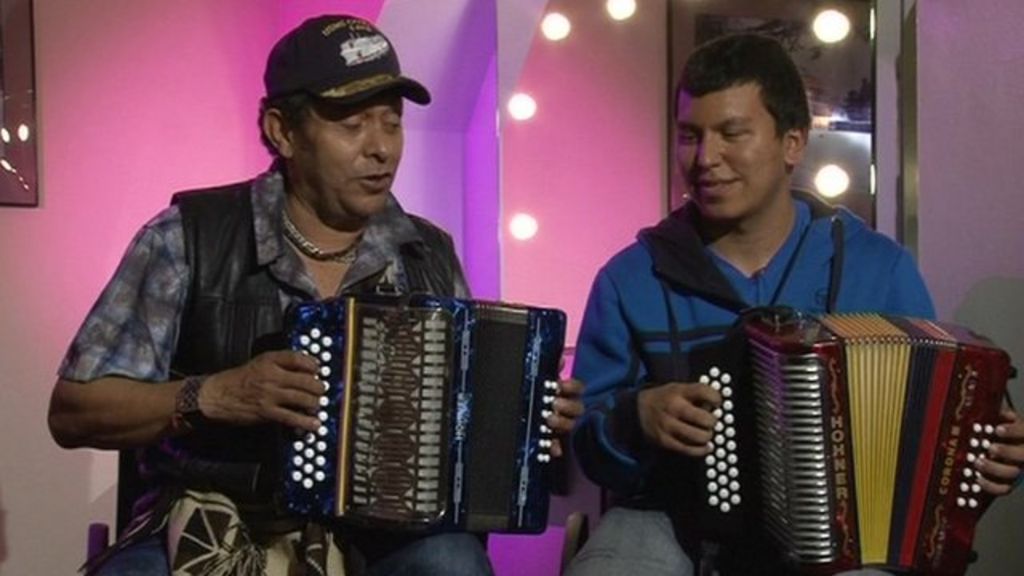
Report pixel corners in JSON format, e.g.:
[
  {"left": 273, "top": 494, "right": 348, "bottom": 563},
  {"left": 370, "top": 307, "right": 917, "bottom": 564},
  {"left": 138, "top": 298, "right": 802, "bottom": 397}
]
[
  {"left": 94, "top": 532, "right": 492, "bottom": 576},
  {"left": 565, "top": 507, "right": 895, "bottom": 576}
]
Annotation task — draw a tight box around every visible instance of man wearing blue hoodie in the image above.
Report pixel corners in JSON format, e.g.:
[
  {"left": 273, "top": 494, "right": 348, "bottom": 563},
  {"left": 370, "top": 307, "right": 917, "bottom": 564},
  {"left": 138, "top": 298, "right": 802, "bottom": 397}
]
[{"left": 567, "top": 33, "right": 1024, "bottom": 576}]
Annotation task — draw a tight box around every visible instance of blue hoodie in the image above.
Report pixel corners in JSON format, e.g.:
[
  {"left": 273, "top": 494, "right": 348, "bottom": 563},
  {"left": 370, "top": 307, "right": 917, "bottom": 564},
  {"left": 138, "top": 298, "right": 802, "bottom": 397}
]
[{"left": 571, "top": 191, "right": 935, "bottom": 496}]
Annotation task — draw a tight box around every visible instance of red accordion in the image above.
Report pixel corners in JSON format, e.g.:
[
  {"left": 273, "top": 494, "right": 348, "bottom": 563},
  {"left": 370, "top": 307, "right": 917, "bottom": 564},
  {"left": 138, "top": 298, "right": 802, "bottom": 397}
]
[{"left": 690, "top": 311, "right": 1011, "bottom": 576}]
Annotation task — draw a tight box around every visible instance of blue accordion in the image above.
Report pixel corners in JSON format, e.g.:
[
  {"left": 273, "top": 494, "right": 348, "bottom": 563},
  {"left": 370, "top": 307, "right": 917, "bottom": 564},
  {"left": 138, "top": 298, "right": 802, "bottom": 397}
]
[{"left": 281, "top": 294, "right": 566, "bottom": 533}]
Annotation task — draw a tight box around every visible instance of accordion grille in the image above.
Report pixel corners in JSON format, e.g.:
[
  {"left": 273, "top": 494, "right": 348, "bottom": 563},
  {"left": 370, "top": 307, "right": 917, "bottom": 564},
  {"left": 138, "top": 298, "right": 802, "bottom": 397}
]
[{"left": 344, "top": 305, "right": 450, "bottom": 522}]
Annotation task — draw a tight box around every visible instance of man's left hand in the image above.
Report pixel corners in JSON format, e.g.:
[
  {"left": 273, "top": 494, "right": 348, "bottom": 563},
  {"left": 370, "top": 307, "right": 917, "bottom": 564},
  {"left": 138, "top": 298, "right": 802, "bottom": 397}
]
[
  {"left": 547, "top": 378, "right": 584, "bottom": 458},
  {"left": 976, "top": 407, "right": 1024, "bottom": 495}
]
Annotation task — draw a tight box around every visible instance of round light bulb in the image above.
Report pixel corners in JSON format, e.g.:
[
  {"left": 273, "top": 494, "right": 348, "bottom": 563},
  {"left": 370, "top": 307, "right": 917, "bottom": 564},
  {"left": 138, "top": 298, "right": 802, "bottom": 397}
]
[
  {"left": 509, "top": 213, "right": 539, "bottom": 240},
  {"left": 813, "top": 9, "right": 851, "bottom": 44},
  {"left": 606, "top": 0, "right": 637, "bottom": 21},
  {"left": 541, "top": 12, "right": 571, "bottom": 42},
  {"left": 507, "top": 93, "right": 537, "bottom": 121},
  {"left": 814, "top": 164, "right": 851, "bottom": 198}
]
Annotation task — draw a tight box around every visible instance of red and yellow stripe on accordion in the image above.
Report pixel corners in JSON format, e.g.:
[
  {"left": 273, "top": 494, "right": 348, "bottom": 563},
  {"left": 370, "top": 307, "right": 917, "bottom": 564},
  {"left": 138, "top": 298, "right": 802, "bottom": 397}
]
[{"left": 745, "top": 312, "right": 1011, "bottom": 576}]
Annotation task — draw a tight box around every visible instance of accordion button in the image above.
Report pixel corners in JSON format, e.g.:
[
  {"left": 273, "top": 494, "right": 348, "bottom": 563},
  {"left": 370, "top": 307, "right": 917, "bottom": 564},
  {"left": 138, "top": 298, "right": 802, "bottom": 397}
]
[
  {"left": 957, "top": 497, "right": 967, "bottom": 507},
  {"left": 314, "top": 471, "right": 326, "bottom": 482},
  {"left": 321, "top": 352, "right": 332, "bottom": 362},
  {"left": 724, "top": 414, "right": 735, "bottom": 425},
  {"left": 300, "top": 335, "right": 311, "bottom": 346},
  {"left": 985, "top": 424, "right": 995, "bottom": 435},
  {"left": 960, "top": 482, "right": 970, "bottom": 492},
  {"left": 964, "top": 468, "right": 974, "bottom": 478},
  {"left": 713, "top": 408, "right": 724, "bottom": 419},
  {"left": 972, "top": 484, "right": 982, "bottom": 493},
  {"left": 304, "top": 448, "right": 315, "bottom": 458},
  {"left": 969, "top": 498, "right": 979, "bottom": 508},
  {"left": 731, "top": 494, "right": 741, "bottom": 505},
  {"left": 721, "top": 373, "right": 732, "bottom": 384},
  {"left": 728, "top": 468, "right": 739, "bottom": 478},
  {"left": 727, "top": 454, "right": 738, "bottom": 465},
  {"left": 291, "top": 471, "right": 302, "bottom": 482},
  {"left": 725, "top": 427, "right": 736, "bottom": 438},
  {"left": 706, "top": 469, "right": 717, "bottom": 479},
  {"left": 715, "top": 422, "right": 725, "bottom": 433},
  {"left": 718, "top": 488, "right": 729, "bottom": 499},
  {"left": 322, "top": 336, "right": 333, "bottom": 347},
  {"left": 293, "top": 441, "right": 304, "bottom": 451},
  {"left": 315, "top": 456, "right": 326, "bottom": 467},
  {"left": 316, "top": 441, "right": 327, "bottom": 451},
  {"left": 715, "top": 448, "right": 726, "bottom": 459},
  {"left": 303, "top": 464, "right": 314, "bottom": 474},
  {"left": 724, "top": 400, "right": 734, "bottom": 411},
  {"left": 310, "top": 328, "right": 322, "bottom": 339},
  {"left": 319, "top": 396, "right": 329, "bottom": 407},
  {"left": 709, "top": 495, "right": 719, "bottom": 506},
  {"left": 317, "top": 411, "right": 328, "bottom": 422},
  {"left": 292, "top": 456, "right": 303, "bottom": 466},
  {"left": 726, "top": 440, "right": 737, "bottom": 451},
  {"left": 968, "top": 453, "right": 977, "bottom": 463},
  {"left": 318, "top": 426, "right": 328, "bottom": 436},
  {"left": 700, "top": 375, "right": 711, "bottom": 385},
  {"left": 710, "top": 367, "right": 721, "bottom": 377},
  {"left": 970, "top": 438, "right": 980, "bottom": 448},
  {"left": 730, "top": 481, "right": 740, "bottom": 491},
  {"left": 722, "top": 387, "right": 733, "bottom": 398},
  {"left": 705, "top": 455, "right": 716, "bottom": 466},
  {"left": 711, "top": 381, "right": 722, "bottom": 391},
  {"left": 305, "top": 432, "right": 316, "bottom": 443},
  {"left": 320, "top": 367, "right": 331, "bottom": 377},
  {"left": 982, "top": 439, "right": 992, "bottom": 449},
  {"left": 974, "top": 423, "right": 983, "bottom": 433},
  {"left": 720, "top": 502, "right": 731, "bottom": 513},
  {"left": 717, "top": 462, "right": 728, "bottom": 472},
  {"left": 310, "top": 343, "right": 321, "bottom": 354},
  {"left": 302, "top": 478, "right": 314, "bottom": 489}
]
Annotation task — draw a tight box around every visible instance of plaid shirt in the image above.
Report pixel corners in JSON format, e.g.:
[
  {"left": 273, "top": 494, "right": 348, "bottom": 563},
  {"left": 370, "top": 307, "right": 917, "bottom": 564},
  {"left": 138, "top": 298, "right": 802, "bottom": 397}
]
[{"left": 59, "top": 169, "right": 468, "bottom": 382}]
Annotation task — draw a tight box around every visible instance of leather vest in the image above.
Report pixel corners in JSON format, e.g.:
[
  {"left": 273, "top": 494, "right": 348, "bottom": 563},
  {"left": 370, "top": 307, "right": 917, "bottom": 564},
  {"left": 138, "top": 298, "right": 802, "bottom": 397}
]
[{"left": 145, "top": 180, "right": 463, "bottom": 499}]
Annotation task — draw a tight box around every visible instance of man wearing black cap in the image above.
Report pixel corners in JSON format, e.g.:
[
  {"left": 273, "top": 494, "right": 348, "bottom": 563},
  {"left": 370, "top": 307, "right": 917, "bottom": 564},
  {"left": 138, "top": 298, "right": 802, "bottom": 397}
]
[{"left": 49, "top": 14, "right": 582, "bottom": 576}]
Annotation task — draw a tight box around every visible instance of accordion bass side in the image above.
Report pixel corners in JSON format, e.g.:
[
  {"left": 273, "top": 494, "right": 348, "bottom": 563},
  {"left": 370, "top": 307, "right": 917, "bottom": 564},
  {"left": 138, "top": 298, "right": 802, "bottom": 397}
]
[
  {"left": 740, "top": 312, "right": 1011, "bottom": 575},
  {"left": 280, "top": 294, "right": 566, "bottom": 534}
]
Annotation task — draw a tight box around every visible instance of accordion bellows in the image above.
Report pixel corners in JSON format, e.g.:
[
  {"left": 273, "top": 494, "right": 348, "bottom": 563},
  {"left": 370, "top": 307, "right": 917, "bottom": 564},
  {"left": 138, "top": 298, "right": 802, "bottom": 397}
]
[
  {"left": 280, "top": 294, "right": 566, "bottom": 534},
  {"left": 735, "top": 312, "right": 1011, "bottom": 575}
]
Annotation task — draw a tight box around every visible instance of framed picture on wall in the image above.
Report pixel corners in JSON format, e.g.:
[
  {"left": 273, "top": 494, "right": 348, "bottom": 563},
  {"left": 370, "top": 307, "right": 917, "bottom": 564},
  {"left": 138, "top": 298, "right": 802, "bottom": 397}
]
[{"left": 1, "top": 0, "right": 39, "bottom": 207}]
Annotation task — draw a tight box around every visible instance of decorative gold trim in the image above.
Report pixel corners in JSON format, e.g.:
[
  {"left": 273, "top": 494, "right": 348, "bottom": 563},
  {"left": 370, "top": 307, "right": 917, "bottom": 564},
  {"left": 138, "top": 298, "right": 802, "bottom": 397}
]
[{"left": 319, "top": 74, "right": 400, "bottom": 99}]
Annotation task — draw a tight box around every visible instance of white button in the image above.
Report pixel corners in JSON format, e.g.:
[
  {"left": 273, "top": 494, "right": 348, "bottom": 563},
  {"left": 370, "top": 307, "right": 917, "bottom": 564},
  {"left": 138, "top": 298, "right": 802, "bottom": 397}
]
[
  {"left": 709, "top": 495, "right": 719, "bottom": 506},
  {"left": 699, "top": 375, "right": 710, "bottom": 385},
  {"left": 973, "top": 423, "right": 983, "bottom": 433},
  {"left": 318, "top": 426, "right": 328, "bottom": 436},
  {"left": 705, "top": 455, "right": 716, "bottom": 466},
  {"left": 730, "top": 493, "right": 741, "bottom": 505},
  {"left": 713, "top": 408, "right": 724, "bottom": 419},
  {"left": 724, "top": 414, "right": 735, "bottom": 425},
  {"left": 316, "top": 441, "right": 327, "bottom": 451},
  {"left": 969, "top": 499, "right": 979, "bottom": 508},
  {"left": 302, "top": 478, "right": 314, "bottom": 489},
  {"left": 970, "top": 438, "right": 980, "bottom": 448},
  {"left": 310, "top": 328, "right": 322, "bottom": 338},
  {"left": 319, "top": 396, "right": 329, "bottom": 407},
  {"left": 711, "top": 381, "right": 722, "bottom": 391},
  {"left": 315, "top": 456, "right": 326, "bottom": 467},
  {"left": 985, "top": 424, "right": 995, "bottom": 435},
  {"left": 972, "top": 483, "right": 982, "bottom": 493},
  {"left": 957, "top": 497, "right": 967, "bottom": 507},
  {"left": 291, "top": 471, "right": 303, "bottom": 482},
  {"left": 320, "top": 352, "right": 332, "bottom": 362},
  {"left": 314, "top": 471, "right": 326, "bottom": 482},
  {"left": 721, "top": 373, "right": 732, "bottom": 385},
  {"left": 726, "top": 440, "right": 737, "bottom": 451},
  {"left": 322, "top": 336, "right": 333, "bottom": 347},
  {"left": 727, "top": 454, "right": 738, "bottom": 465},
  {"left": 724, "top": 400, "right": 734, "bottom": 411},
  {"left": 300, "top": 335, "right": 311, "bottom": 346},
  {"left": 982, "top": 439, "right": 992, "bottom": 449},
  {"left": 722, "top": 387, "right": 733, "bottom": 398},
  {"left": 720, "top": 502, "right": 731, "bottom": 513},
  {"left": 964, "top": 468, "right": 974, "bottom": 478},
  {"left": 320, "top": 366, "right": 331, "bottom": 377},
  {"left": 960, "top": 482, "right": 970, "bottom": 492},
  {"left": 292, "top": 456, "right": 303, "bottom": 466}
]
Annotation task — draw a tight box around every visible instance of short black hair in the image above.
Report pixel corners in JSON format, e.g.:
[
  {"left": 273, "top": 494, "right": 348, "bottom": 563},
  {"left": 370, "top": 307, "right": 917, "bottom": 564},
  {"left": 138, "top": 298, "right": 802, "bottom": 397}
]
[
  {"left": 258, "top": 91, "right": 315, "bottom": 160},
  {"left": 676, "top": 33, "right": 811, "bottom": 136}
]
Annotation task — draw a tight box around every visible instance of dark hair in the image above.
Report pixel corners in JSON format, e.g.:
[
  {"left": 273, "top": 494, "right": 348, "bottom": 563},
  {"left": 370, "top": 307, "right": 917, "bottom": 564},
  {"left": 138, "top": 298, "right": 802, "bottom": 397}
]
[
  {"left": 676, "top": 33, "right": 811, "bottom": 136},
  {"left": 258, "top": 91, "right": 315, "bottom": 159}
]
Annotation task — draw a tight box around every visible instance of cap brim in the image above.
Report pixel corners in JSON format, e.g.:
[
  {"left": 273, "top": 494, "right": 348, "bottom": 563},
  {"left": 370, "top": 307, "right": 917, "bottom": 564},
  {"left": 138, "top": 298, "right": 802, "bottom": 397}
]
[{"left": 317, "top": 75, "right": 431, "bottom": 106}]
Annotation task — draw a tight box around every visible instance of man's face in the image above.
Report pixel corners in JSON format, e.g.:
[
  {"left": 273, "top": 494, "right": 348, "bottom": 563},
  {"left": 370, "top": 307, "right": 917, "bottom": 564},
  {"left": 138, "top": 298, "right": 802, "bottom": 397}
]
[
  {"left": 284, "top": 95, "right": 404, "bottom": 228},
  {"left": 675, "top": 82, "right": 805, "bottom": 225}
]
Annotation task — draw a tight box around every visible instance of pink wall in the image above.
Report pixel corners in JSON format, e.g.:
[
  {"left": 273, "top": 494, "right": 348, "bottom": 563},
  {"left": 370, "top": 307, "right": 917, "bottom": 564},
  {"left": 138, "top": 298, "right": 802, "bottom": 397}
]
[
  {"left": 500, "top": 0, "right": 667, "bottom": 345},
  {"left": 917, "top": 3, "right": 1024, "bottom": 574}
]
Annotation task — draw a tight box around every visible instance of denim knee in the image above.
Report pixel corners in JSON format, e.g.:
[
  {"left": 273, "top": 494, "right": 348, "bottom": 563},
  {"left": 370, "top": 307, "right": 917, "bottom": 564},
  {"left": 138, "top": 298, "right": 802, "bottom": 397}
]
[
  {"left": 93, "top": 535, "right": 170, "bottom": 576},
  {"left": 367, "top": 532, "right": 493, "bottom": 576}
]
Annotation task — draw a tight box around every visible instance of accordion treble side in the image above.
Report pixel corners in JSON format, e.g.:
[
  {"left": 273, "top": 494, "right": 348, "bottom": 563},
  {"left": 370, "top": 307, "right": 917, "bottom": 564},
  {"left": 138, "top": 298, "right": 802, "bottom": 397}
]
[
  {"left": 280, "top": 294, "right": 566, "bottom": 534},
  {"left": 740, "top": 312, "right": 1011, "bottom": 575}
]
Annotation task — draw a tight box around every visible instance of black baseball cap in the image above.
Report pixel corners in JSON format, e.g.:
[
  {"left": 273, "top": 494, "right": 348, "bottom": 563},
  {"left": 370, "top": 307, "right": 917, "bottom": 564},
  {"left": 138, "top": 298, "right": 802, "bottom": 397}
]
[{"left": 263, "top": 14, "right": 431, "bottom": 106}]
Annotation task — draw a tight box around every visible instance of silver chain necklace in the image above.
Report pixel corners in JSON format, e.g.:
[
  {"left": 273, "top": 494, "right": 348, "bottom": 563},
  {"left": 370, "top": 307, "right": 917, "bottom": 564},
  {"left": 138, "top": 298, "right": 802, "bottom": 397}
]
[{"left": 282, "top": 211, "right": 360, "bottom": 264}]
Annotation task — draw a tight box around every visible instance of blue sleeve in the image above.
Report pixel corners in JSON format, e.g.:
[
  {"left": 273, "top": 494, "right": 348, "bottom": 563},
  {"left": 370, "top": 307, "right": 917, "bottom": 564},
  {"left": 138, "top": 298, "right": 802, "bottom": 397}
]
[
  {"left": 58, "top": 208, "right": 189, "bottom": 382},
  {"left": 883, "top": 249, "right": 936, "bottom": 320},
  {"left": 571, "top": 268, "right": 653, "bottom": 493}
]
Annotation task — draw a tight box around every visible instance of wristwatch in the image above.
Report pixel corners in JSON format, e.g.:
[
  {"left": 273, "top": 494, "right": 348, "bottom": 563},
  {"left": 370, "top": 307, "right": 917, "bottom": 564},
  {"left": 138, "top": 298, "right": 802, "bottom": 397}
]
[{"left": 172, "top": 375, "right": 208, "bottom": 432}]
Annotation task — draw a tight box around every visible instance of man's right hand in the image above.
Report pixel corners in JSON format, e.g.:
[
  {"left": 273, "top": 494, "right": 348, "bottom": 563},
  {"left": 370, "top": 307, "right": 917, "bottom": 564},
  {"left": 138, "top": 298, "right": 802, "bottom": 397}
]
[
  {"left": 637, "top": 382, "right": 722, "bottom": 457},
  {"left": 200, "top": 350, "right": 323, "bottom": 432}
]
